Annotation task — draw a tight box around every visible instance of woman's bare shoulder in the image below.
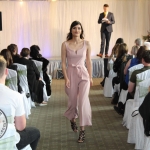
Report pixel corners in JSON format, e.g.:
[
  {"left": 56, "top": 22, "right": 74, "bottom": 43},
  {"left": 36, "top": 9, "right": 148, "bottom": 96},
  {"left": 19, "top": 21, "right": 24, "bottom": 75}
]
[
  {"left": 62, "top": 41, "right": 67, "bottom": 45},
  {"left": 84, "top": 40, "right": 91, "bottom": 47},
  {"left": 84, "top": 40, "right": 90, "bottom": 44}
]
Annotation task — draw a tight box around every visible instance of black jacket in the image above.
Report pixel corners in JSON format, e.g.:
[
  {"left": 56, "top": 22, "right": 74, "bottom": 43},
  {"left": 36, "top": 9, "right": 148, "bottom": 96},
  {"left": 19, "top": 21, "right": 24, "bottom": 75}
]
[
  {"left": 98, "top": 12, "right": 115, "bottom": 32},
  {"left": 139, "top": 92, "right": 150, "bottom": 136}
]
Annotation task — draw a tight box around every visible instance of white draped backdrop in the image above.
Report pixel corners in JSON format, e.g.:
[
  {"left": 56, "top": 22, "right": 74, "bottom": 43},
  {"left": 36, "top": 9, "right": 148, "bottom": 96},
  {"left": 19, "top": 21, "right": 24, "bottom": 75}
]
[{"left": 0, "top": 0, "right": 149, "bottom": 58}]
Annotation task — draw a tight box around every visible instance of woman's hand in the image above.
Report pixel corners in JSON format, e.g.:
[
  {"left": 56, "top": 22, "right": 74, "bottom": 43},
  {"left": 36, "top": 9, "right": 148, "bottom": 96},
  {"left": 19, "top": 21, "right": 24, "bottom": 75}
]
[
  {"left": 90, "top": 78, "right": 93, "bottom": 86},
  {"left": 65, "top": 78, "right": 70, "bottom": 88}
]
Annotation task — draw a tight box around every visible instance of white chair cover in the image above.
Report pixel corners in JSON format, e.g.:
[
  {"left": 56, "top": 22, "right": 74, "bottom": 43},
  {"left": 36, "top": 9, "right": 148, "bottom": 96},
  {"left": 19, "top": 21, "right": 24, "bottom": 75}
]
[
  {"left": 6, "top": 69, "right": 18, "bottom": 91},
  {"left": 32, "top": 60, "right": 48, "bottom": 102},
  {"left": 123, "top": 64, "right": 145, "bottom": 129},
  {"left": 122, "top": 99, "right": 134, "bottom": 129},
  {"left": 113, "top": 83, "right": 120, "bottom": 94},
  {"left": 107, "top": 59, "right": 117, "bottom": 78},
  {"left": 21, "top": 92, "right": 31, "bottom": 119},
  {"left": 128, "top": 64, "right": 144, "bottom": 80},
  {"left": 144, "top": 136, "right": 150, "bottom": 150},
  {"left": 134, "top": 114, "right": 145, "bottom": 149},
  {"left": 32, "top": 60, "right": 43, "bottom": 79},
  {"left": 13, "top": 63, "right": 35, "bottom": 108},
  {"left": 118, "top": 89, "right": 128, "bottom": 104},
  {"left": 128, "top": 78, "right": 150, "bottom": 149},
  {"left": 103, "top": 59, "right": 117, "bottom": 97},
  {"left": 127, "top": 74, "right": 150, "bottom": 147},
  {"left": 103, "top": 77, "right": 113, "bottom": 97}
]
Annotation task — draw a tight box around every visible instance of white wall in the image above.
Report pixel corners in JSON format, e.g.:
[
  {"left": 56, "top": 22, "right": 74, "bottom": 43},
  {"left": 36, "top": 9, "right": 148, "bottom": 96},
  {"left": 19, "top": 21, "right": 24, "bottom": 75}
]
[{"left": 0, "top": 0, "right": 149, "bottom": 58}]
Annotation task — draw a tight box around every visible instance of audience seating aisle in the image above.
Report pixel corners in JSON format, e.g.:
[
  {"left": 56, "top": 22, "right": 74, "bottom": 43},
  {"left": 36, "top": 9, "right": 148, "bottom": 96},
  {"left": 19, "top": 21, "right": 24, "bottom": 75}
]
[
  {"left": 6, "top": 68, "right": 18, "bottom": 91},
  {"left": 1, "top": 39, "right": 150, "bottom": 149},
  {"left": 0, "top": 45, "right": 53, "bottom": 149},
  {"left": 103, "top": 43, "right": 150, "bottom": 150}
]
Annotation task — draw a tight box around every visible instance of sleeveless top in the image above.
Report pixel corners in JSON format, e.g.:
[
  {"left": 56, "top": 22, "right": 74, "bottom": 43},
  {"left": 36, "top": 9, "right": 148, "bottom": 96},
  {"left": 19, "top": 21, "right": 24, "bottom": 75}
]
[{"left": 65, "top": 40, "right": 89, "bottom": 80}]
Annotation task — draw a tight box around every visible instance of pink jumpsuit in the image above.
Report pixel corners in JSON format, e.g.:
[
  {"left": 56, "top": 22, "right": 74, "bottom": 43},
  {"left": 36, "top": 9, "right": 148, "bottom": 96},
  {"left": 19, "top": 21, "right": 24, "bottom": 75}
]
[{"left": 64, "top": 40, "right": 92, "bottom": 126}]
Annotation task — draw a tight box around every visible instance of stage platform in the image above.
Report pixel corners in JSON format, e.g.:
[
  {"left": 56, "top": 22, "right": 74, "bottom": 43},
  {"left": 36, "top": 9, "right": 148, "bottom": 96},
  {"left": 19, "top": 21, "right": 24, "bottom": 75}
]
[{"left": 47, "top": 56, "right": 104, "bottom": 79}]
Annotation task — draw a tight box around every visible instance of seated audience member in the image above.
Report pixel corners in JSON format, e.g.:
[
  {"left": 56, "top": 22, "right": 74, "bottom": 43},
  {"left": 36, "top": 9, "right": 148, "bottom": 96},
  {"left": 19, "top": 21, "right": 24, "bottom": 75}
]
[
  {"left": 0, "top": 49, "right": 23, "bottom": 93},
  {"left": 124, "top": 46, "right": 146, "bottom": 85},
  {"left": 0, "top": 56, "right": 40, "bottom": 150},
  {"left": 128, "top": 50, "right": 150, "bottom": 96},
  {"left": 114, "top": 46, "right": 146, "bottom": 115},
  {"left": 108, "top": 43, "right": 120, "bottom": 62},
  {"left": 115, "top": 38, "right": 124, "bottom": 44},
  {"left": 30, "top": 45, "right": 51, "bottom": 96},
  {"left": 107, "top": 43, "right": 120, "bottom": 73},
  {"left": 131, "top": 38, "right": 142, "bottom": 56},
  {"left": 111, "top": 43, "right": 132, "bottom": 104},
  {"left": 16, "top": 48, "right": 47, "bottom": 106},
  {"left": 101, "top": 38, "right": 124, "bottom": 86},
  {"left": 109, "top": 38, "right": 124, "bottom": 61},
  {"left": 7, "top": 44, "right": 20, "bottom": 63}
]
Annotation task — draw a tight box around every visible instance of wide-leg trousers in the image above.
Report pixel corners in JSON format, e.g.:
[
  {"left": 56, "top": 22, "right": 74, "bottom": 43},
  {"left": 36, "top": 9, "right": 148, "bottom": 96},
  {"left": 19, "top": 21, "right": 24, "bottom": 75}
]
[{"left": 64, "top": 67, "right": 92, "bottom": 127}]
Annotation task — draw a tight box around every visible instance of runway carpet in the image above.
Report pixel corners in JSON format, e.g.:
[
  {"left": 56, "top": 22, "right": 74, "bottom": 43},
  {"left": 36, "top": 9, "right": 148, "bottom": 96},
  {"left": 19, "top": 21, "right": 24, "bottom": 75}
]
[{"left": 27, "top": 78, "right": 134, "bottom": 150}]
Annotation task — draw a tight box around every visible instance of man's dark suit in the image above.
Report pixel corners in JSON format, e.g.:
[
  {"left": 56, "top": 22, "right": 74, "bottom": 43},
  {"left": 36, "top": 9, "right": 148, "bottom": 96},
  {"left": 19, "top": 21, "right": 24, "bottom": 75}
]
[{"left": 98, "top": 12, "right": 115, "bottom": 55}]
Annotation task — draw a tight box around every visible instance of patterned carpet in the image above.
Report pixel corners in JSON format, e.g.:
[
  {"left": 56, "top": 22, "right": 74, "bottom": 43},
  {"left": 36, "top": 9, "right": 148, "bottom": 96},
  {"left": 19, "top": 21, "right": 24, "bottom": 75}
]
[{"left": 27, "top": 78, "right": 134, "bottom": 150}]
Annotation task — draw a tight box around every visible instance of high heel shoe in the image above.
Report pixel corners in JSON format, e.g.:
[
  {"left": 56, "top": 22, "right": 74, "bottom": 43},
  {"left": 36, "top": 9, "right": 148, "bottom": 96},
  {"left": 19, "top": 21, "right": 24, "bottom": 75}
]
[
  {"left": 78, "top": 130, "right": 85, "bottom": 143},
  {"left": 70, "top": 120, "right": 78, "bottom": 132}
]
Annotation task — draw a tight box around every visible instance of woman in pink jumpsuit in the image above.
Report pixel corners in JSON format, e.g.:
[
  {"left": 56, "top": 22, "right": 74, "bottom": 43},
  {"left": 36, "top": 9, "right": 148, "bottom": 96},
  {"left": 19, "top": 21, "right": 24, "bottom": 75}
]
[{"left": 61, "top": 21, "right": 93, "bottom": 143}]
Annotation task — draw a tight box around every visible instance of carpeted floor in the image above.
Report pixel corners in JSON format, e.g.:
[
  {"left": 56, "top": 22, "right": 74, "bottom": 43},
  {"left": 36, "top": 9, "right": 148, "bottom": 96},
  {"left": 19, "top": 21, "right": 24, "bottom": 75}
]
[{"left": 27, "top": 78, "right": 134, "bottom": 150}]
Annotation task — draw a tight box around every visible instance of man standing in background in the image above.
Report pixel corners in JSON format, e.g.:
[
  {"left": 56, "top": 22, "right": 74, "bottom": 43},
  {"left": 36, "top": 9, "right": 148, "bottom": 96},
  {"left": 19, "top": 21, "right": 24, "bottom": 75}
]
[{"left": 97, "top": 4, "right": 115, "bottom": 58}]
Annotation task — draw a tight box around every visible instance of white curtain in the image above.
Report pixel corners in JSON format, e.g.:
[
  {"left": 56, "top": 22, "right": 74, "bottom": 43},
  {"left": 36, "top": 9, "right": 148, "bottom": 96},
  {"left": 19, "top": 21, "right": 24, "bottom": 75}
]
[{"left": 0, "top": 0, "right": 149, "bottom": 58}]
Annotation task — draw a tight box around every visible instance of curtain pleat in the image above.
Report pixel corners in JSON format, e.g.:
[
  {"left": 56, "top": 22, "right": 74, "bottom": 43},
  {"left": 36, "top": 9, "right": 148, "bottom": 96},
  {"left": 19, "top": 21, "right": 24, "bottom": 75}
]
[{"left": 0, "top": 0, "right": 149, "bottom": 58}]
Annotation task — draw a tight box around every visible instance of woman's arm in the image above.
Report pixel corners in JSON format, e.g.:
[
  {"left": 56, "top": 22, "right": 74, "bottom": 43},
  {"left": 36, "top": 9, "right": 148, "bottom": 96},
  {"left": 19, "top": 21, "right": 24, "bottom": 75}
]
[
  {"left": 61, "top": 42, "right": 70, "bottom": 88},
  {"left": 124, "top": 59, "right": 131, "bottom": 75},
  {"left": 86, "top": 41, "right": 93, "bottom": 86}
]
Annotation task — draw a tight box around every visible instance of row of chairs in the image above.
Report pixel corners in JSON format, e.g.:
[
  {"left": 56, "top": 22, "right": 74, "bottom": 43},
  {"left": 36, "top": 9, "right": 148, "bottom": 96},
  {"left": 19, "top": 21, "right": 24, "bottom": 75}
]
[
  {"left": 0, "top": 59, "right": 52, "bottom": 150},
  {"left": 103, "top": 59, "right": 150, "bottom": 150}
]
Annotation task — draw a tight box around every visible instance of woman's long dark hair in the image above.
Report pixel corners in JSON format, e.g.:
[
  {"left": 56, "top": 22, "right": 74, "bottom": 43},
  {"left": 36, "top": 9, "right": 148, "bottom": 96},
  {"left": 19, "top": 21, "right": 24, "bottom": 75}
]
[
  {"left": 117, "top": 43, "right": 128, "bottom": 59},
  {"left": 0, "top": 49, "right": 13, "bottom": 67},
  {"left": 30, "top": 45, "right": 40, "bottom": 58},
  {"left": 66, "top": 21, "right": 84, "bottom": 41},
  {"left": 7, "top": 44, "right": 15, "bottom": 56},
  {"left": 115, "top": 38, "right": 124, "bottom": 44},
  {"left": 136, "top": 46, "right": 146, "bottom": 62}
]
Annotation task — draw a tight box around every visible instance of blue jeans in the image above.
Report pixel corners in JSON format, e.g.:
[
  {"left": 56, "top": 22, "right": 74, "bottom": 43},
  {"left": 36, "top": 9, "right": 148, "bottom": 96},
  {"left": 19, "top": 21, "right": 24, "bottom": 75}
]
[{"left": 16, "top": 127, "right": 40, "bottom": 150}]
